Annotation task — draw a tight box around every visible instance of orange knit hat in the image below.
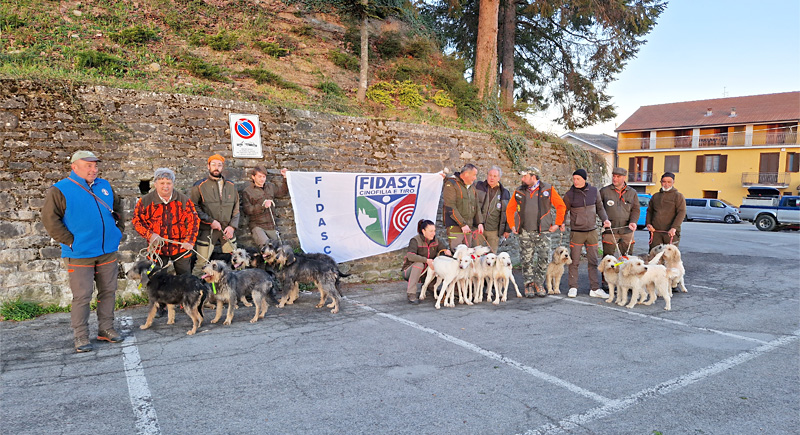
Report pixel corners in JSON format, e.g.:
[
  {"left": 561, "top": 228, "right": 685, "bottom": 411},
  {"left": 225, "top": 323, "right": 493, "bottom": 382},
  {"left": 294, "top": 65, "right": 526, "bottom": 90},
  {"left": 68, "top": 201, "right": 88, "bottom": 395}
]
[{"left": 207, "top": 154, "right": 225, "bottom": 164}]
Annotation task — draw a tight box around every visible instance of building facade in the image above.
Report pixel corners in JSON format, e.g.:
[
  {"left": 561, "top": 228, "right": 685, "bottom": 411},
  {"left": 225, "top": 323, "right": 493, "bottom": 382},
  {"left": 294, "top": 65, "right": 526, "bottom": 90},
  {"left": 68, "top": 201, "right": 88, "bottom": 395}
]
[
  {"left": 560, "top": 132, "right": 617, "bottom": 185},
  {"left": 615, "top": 92, "right": 800, "bottom": 204}
]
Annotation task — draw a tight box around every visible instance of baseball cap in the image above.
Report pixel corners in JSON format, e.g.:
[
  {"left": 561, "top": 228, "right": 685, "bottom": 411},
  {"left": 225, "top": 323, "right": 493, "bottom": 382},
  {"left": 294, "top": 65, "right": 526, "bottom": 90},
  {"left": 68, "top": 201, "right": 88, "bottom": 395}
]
[
  {"left": 518, "top": 166, "right": 540, "bottom": 177},
  {"left": 70, "top": 150, "right": 100, "bottom": 163}
]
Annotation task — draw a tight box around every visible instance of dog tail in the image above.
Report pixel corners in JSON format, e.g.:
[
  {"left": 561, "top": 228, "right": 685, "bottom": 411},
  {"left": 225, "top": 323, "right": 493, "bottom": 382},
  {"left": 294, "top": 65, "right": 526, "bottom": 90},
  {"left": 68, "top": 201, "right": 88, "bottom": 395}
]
[
  {"left": 648, "top": 250, "right": 665, "bottom": 265},
  {"left": 198, "top": 287, "right": 208, "bottom": 320}
]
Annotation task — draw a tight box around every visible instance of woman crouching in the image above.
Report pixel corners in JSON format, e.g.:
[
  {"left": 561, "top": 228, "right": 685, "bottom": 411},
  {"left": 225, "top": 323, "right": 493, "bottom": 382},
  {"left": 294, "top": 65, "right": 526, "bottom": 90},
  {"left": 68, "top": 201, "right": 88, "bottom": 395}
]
[{"left": 401, "top": 219, "right": 451, "bottom": 304}]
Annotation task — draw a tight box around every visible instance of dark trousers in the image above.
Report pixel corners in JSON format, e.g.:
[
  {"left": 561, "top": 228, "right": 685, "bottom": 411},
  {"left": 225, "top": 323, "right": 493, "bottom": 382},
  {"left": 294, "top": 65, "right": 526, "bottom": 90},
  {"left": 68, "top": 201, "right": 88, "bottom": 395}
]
[
  {"left": 65, "top": 254, "right": 119, "bottom": 339},
  {"left": 568, "top": 230, "right": 600, "bottom": 290}
]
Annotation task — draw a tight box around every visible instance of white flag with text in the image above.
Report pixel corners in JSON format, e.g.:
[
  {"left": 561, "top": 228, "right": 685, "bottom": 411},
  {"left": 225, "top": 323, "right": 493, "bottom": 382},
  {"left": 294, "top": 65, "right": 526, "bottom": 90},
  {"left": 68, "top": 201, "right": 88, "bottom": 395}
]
[{"left": 286, "top": 171, "right": 443, "bottom": 263}]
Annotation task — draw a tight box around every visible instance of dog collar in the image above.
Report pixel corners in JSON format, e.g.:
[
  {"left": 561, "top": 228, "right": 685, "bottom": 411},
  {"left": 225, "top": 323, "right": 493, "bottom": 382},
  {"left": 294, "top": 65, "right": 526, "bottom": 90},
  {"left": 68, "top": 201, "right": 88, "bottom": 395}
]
[
  {"left": 613, "top": 261, "right": 624, "bottom": 267},
  {"left": 138, "top": 264, "right": 157, "bottom": 290},
  {"left": 211, "top": 282, "right": 216, "bottom": 294}
]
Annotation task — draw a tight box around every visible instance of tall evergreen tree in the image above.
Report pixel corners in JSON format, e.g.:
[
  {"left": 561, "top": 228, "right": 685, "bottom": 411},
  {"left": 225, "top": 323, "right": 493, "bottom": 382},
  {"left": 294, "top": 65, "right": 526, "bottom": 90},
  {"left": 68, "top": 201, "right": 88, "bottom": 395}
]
[{"left": 424, "top": 0, "right": 666, "bottom": 129}]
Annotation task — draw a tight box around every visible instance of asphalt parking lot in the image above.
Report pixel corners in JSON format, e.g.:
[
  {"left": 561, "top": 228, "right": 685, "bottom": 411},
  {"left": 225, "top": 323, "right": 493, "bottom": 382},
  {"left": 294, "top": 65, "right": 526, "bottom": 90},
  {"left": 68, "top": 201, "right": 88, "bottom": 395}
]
[{"left": 1, "top": 221, "right": 798, "bottom": 434}]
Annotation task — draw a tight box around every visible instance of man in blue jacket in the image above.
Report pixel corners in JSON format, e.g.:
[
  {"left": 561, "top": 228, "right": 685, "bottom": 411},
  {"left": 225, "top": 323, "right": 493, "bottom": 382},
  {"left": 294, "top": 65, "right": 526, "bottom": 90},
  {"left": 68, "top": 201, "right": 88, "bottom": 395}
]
[{"left": 42, "top": 150, "right": 125, "bottom": 353}]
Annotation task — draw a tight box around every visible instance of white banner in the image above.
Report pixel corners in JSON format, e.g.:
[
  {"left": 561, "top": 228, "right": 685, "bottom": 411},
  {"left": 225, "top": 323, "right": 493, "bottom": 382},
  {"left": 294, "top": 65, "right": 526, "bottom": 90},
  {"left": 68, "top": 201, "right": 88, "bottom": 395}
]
[
  {"left": 286, "top": 171, "right": 443, "bottom": 263},
  {"left": 229, "top": 113, "right": 263, "bottom": 158}
]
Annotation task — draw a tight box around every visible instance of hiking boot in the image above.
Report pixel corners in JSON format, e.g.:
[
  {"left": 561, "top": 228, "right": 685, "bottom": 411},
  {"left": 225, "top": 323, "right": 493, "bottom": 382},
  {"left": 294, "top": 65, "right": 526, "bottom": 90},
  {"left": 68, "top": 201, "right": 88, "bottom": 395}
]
[
  {"left": 524, "top": 283, "right": 536, "bottom": 298},
  {"left": 534, "top": 283, "right": 547, "bottom": 297},
  {"left": 589, "top": 289, "right": 609, "bottom": 298},
  {"left": 74, "top": 337, "right": 93, "bottom": 353},
  {"left": 567, "top": 288, "right": 578, "bottom": 298},
  {"left": 97, "top": 328, "right": 124, "bottom": 343},
  {"left": 407, "top": 293, "right": 420, "bottom": 305}
]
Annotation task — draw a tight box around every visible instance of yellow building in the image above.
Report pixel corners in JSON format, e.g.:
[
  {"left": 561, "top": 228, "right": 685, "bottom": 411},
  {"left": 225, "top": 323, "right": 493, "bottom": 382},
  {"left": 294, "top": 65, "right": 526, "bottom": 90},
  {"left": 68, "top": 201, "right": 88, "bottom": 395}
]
[{"left": 615, "top": 92, "right": 800, "bottom": 204}]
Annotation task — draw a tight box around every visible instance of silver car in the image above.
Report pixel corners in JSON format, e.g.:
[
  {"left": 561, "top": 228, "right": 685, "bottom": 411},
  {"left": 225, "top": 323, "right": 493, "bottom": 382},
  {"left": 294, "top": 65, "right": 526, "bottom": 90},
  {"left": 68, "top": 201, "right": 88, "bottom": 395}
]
[{"left": 685, "top": 198, "right": 742, "bottom": 224}]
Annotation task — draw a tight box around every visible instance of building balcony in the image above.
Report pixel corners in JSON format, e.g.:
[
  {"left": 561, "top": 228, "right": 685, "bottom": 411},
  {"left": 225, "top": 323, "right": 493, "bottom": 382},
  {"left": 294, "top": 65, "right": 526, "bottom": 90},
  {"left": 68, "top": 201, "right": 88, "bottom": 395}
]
[
  {"left": 628, "top": 171, "right": 653, "bottom": 184},
  {"left": 618, "top": 129, "right": 798, "bottom": 151},
  {"left": 741, "top": 172, "right": 791, "bottom": 188}
]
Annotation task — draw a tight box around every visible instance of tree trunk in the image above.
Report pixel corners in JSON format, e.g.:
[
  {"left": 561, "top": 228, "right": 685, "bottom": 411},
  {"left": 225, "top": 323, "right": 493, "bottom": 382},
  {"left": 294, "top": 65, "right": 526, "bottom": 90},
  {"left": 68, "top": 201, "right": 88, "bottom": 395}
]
[
  {"left": 356, "top": 4, "right": 369, "bottom": 102},
  {"left": 499, "top": 0, "right": 516, "bottom": 110},
  {"left": 473, "top": 0, "right": 500, "bottom": 101}
]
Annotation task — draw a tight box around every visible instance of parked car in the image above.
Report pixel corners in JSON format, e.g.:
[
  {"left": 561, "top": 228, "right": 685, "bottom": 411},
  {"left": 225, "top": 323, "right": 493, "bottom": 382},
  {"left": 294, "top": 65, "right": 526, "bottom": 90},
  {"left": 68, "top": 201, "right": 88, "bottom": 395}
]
[
  {"left": 739, "top": 187, "right": 800, "bottom": 231},
  {"left": 684, "top": 198, "right": 741, "bottom": 224},
  {"left": 636, "top": 193, "right": 651, "bottom": 229}
]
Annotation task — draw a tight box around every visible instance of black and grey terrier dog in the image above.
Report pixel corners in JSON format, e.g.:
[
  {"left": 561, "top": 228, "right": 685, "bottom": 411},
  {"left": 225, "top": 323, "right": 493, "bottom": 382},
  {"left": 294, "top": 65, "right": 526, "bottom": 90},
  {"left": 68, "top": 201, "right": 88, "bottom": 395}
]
[
  {"left": 200, "top": 260, "right": 281, "bottom": 325},
  {"left": 126, "top": 260, "right": 208, "bottom": 335}
]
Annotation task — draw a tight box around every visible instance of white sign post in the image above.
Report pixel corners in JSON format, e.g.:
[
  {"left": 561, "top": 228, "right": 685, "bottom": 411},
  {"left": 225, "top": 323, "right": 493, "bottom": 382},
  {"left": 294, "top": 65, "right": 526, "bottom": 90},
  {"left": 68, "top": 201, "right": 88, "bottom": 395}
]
[{"left": 229, "top": 113, "right": 263, "bottom": 158}]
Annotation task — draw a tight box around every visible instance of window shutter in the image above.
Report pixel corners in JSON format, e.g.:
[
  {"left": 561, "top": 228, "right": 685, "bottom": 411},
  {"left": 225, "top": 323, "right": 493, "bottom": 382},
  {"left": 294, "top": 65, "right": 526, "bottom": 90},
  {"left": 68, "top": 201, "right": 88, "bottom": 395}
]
[
  {"left": 628, "top": 157, "right": 635, "bottom": 172},
  {"left": 719, "top": 155, "right": 727, "bottom": 172},
  {"left": 793, "top": 153, "right": 800, "bottom": 172},
  {"left": 696, "top": 155, "right": 704, "bottom": 173}
]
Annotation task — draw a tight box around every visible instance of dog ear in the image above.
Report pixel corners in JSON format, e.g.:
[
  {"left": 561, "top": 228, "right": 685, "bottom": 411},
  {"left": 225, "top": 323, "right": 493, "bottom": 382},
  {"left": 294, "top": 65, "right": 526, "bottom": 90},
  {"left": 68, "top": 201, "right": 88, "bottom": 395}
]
[{"left": 284, "top": 250, "right": 296, "bottom": 265}]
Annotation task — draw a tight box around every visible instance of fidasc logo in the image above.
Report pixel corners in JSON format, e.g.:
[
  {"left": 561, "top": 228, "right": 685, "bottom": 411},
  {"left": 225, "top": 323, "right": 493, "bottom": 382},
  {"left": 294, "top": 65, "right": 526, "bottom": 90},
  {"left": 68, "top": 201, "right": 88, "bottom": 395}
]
[{"left": 355, "top": 174, "right": 420, "bottom": 247}]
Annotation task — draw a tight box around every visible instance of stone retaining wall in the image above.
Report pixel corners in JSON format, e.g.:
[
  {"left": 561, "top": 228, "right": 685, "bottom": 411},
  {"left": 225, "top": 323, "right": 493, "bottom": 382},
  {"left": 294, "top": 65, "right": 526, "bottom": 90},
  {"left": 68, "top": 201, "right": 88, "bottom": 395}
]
[{"left": 0, "top": 79, "right": 604, "bottom": 305}]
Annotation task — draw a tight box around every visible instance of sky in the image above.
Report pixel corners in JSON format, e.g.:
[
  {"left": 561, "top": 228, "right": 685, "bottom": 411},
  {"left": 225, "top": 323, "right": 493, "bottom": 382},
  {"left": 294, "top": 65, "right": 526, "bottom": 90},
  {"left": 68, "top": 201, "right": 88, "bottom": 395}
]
[{"left": 525, "top": 0, "right": 800, "bottom": 137}]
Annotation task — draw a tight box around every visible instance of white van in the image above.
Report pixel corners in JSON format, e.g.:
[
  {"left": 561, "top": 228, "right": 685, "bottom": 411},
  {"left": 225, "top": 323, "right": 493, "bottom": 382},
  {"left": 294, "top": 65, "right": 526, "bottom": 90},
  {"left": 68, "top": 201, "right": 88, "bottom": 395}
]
[{"left": 684, "top": 198, "right": 741, "bottom": 224}]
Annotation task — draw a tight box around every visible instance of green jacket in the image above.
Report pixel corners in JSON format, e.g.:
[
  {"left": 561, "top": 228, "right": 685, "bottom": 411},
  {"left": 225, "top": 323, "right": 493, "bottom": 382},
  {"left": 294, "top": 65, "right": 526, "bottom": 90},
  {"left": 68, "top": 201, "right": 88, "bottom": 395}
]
[
  {"left": 189, "top": 176, "right": 240, "bottom": 231},
  {"left": 442, "top": 172, "right": 483, "bottom": 228}
]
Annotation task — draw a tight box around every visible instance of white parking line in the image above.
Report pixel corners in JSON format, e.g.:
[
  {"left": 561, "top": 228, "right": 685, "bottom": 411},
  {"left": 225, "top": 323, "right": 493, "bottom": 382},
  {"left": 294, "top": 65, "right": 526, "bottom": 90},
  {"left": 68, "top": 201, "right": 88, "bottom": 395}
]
[
  {"left": 119, "top": 317, "right": 161, "bottom": 435},
  {"left": 551, "top": 296, "right": 768, "bottom": 344},
  {"left": 347, "top": 298, "right": 612, "bottom": 405},
  {"left": 522, "top": 330, "right": 800, "bottom": 435},
  {"left": 691, "top": 284, "right": 718, "bottom": 290}
]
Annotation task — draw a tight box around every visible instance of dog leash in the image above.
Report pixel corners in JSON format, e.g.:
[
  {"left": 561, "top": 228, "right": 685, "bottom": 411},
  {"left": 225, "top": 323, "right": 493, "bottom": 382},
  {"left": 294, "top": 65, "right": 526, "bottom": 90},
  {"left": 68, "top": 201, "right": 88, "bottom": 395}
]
[
  {"left": 268, "top": 206, "right": 283, "bottom": 246},
  {"left": 648, "top": 229, "right": 674, "bottom": 246}
]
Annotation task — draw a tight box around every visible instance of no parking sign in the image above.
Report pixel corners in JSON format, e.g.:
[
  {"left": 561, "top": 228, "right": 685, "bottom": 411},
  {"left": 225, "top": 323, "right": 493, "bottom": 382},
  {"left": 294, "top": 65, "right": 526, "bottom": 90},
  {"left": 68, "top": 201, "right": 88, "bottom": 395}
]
[{"left": 229, "top": 113, "right": 263, "bottom": 158}]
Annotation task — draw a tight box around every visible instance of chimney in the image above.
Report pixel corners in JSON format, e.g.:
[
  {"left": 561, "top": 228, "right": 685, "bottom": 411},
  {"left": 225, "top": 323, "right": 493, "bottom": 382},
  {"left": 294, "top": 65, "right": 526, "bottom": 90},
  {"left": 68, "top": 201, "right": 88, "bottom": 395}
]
[
  {"left": 705, "top": 107, "right": 713, "bottom": 116},
  {"left": 729, "top": 107, "right": 737, "bottom": 117}
]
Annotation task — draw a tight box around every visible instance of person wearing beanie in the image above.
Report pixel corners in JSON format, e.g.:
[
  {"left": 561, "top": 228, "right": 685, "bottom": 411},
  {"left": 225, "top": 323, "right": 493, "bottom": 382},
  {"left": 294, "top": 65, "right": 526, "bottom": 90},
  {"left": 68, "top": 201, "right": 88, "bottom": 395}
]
[
  {"left": 132, "top": 167, "right": 200, "bottom": 276},
  {"left": 646, "top": 172, "right": 686, "bottom": 250},
  {"left": 190, "top": 154, "right": 241, "bottom": 276},
  {"left": 599, "top": 167, "right": 640, "bottom": 259},
  {"left": 563, "top": 169, "right": 611, "bottom": 299}
]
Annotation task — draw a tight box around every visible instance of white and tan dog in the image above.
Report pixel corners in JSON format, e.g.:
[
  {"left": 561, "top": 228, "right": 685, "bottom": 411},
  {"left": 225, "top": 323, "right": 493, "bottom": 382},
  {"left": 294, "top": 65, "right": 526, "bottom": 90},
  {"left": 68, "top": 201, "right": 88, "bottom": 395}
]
[
  {"left": 473, "top": 252, "right": 497, "bottom": 303},
  {"left": 419, "top": 246, "right": 473, "bottom": 309},
  {"left": 618, "top": 252, "right": 677, "bottom": 310},
  {"left": 597, "top": 254, "right": 621, "bottom": 304},
  {"left": 493, "top": 252, "right": 522, "bottom": 304},
  {"left": 654, "top": 244, "right": 687, "bottom": 293},
  {"left": 545, "top": 246, "right": 572, "bottom": 295}
]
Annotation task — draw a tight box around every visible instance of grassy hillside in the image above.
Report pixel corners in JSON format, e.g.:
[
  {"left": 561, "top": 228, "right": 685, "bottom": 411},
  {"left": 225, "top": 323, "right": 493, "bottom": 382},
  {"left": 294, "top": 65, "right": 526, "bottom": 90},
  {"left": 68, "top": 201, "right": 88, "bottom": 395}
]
[{"left": 1, "top": 0, "right": 578, "bottom": 167}]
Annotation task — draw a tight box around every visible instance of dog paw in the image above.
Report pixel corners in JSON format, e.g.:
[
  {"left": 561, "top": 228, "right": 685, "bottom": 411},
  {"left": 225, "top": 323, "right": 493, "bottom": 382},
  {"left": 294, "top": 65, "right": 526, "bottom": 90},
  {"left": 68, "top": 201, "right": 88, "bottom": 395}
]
[
  {"left": 492, "top": 301, "right": 499, "bottom": 306},
  {"left": 315, "top": 303, "right": 324, "bottom": 308},
  {"left": 223, "top": 319, "right": 232, "bottom": 325},
  {"left": 330, "top": 308, "right": 339, "bottom": 314},
  {"left": 186, "top": 330, "right": 195, "bottom": 335},
  {"left": 211, "top": 319, "right": 219, "bottom": 324},
  {"left": 250, "top": 318, "right": 257, "bottom": 323},
  {"left": 166, "top": 320, "right": 174, "bottom": 325},
  {"left": 139, "top": 324, "right": 149, "bottom": 330},
  {"left": 242, "top": 302, "right": 253, "bottom": 307}
]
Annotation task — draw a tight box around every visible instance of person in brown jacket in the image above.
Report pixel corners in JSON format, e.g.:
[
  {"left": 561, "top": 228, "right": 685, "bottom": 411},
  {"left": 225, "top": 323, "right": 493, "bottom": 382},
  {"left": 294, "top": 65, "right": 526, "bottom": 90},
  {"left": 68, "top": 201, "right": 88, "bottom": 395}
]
[
  {"left": 190, "top": 154, "right": 240, "bottom": 275},
  {"left": 646, "top": 172, "right": 686, "bottom": 250},
  {"left": 599, "top": 167, "right": 640, "bottom": 257},
  {"left": 401, "top": 219, "right": 452, "bottom": 304},
  {"left": 442, "top": 164, "right": 484, "bottom": 249},
  {"left": 563, "top": 169, "right": 611, "bottom": 298},
  {"left": 241, "top": 165, "right": 288, "bottom": 248}
]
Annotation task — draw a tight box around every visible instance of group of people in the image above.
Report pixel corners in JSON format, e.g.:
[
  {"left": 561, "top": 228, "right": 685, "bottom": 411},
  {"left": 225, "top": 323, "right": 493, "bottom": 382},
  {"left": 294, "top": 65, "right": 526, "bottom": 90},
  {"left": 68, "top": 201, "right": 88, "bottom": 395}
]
[
  {"left": 402, "top": 163, "right": 685, "bottom": 304},
  {"left": 42, "top": 151, "right": 288, "bottom": 352},
  {"left": 41, "top": 150, "right": 685, "bottom": 352}
]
